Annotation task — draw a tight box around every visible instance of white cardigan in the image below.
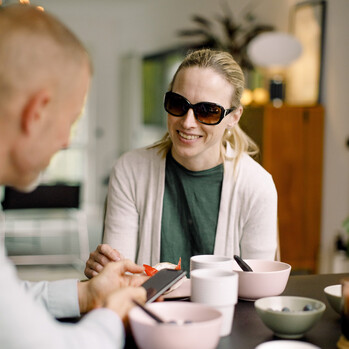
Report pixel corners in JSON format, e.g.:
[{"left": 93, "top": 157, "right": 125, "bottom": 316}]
[{"left": 104, "top": 143, "right": 278, "bottom": 266}]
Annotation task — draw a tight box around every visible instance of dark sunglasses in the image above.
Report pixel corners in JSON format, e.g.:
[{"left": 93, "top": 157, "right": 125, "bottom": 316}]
[{"left": 164, "top": 91, "right": 236, "bottom": 126}]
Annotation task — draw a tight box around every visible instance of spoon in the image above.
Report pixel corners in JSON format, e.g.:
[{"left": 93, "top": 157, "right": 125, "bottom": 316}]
[
  {"left": 234, "top": 255, "right": 253, "bottom": 272},
  {"left": 132, "top": 300, "right": 192, "bottom": 325}
]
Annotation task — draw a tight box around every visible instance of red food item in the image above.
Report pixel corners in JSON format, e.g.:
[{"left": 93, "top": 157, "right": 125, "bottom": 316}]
[
  {"left": 143, "top": 264, "right": 158, "bottom": 276},
  {"left": 175, "top": 257, "right": 181, "bottom": 270},
  {"left": 143, "top": 257, "right": 181, "bottom": 276}
]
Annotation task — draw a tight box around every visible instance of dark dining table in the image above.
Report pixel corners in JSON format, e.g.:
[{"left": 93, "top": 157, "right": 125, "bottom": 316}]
[
  {"left": 217, "top": 272, "right": 347, "bottom": 349},
  {"left": 125, "top": 272, "right": 348, "bottom": 349}
]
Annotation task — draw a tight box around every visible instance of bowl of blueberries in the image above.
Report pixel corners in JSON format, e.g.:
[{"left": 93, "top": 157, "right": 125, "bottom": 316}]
[{"left": 254, "top": 296, "right": 326, "bottom": 339}]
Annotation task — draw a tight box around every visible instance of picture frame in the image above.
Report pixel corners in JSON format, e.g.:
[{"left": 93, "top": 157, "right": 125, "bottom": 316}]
[{"left": 286, "top": 0, "right": 327, "bottom": 105}]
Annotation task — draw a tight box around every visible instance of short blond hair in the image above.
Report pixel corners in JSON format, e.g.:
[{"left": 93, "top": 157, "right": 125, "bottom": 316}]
[
  {"left": 150, "top": 49, "right": 258, "bottom": 164},
  {"left": 0, "top": 4, "right": 91, "bottom": 107}
]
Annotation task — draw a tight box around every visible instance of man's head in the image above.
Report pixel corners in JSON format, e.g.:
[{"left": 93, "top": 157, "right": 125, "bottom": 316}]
[{"left": 0, "top": 4, "right": 91, "bottom": 190}]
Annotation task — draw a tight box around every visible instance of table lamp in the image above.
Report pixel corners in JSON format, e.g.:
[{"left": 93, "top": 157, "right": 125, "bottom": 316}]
[{"left": 247, "top": 32, "right": 302, "bottom": 107}]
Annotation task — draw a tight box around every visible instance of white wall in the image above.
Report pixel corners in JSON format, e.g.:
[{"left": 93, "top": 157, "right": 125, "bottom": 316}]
[
  {"left": 40, "top": 0, "right": 349, "bottom": 271},
  {"left": 42, "top": 0, "right": 291, "bottom": 203},
  {"left": 320, "top": 0, "right": 349, "bottom": 273}
]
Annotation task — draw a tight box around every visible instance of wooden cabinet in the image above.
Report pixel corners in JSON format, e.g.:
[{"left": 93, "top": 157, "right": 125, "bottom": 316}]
[{"left": 240, "top": 105, "right": 324, "bottom": 273}]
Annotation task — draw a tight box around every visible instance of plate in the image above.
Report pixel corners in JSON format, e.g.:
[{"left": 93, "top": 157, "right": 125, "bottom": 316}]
[{"left": 164, "top": 278, "right": 191, "bottom": 299}]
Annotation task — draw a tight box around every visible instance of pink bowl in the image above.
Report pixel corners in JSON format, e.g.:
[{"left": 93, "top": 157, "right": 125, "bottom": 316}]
[
  {"left": 129, "top": 301, "right": 222, "bottom": 349},
  {"left": 232, "top": 259, "right": 291, "bottom": 301}
]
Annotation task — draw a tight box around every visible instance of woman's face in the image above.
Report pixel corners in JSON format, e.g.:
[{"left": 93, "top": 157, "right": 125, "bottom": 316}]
[{"left": 167, "top": 66, "right": 240, "bottom": 171}]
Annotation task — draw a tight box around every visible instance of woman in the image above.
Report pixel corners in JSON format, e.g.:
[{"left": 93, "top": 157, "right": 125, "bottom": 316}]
[{"left": 85, "top": 48, "right": 278, "bottom": 277}]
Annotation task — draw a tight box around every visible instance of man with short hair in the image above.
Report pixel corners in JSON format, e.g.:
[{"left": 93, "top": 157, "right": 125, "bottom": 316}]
[{"left": 0, "top": 4, "right": 146, "bottom": 348}]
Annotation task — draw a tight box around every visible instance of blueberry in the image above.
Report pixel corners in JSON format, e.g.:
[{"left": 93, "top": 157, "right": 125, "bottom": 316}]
[
  {"left": 303, "top": 304, "right": 314, "bottom": 311},
  {"left": 282, "top": 307, "right": 291, "bottom": 312}
]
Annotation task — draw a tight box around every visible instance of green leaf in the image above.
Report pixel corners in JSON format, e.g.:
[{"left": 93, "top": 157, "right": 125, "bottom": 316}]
[{"left": 177, "top": 3, "right": 276, "bottom": 72}]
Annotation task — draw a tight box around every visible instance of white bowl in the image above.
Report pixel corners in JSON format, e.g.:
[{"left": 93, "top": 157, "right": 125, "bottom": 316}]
[
  {"left": 129, "top": 301, "right": 222, "bottom": 349},
  {"left": 255, "top": 296, "right": 326, "bottom": 339},
  {"left": 232, "top": 259, "right": 291, "bottom": 300},
  {"left": 324, "top": 284, "right": 341, "bottom": 314},
  {"left": 255, "top": 340, "right": 320, "bottom": 349}
]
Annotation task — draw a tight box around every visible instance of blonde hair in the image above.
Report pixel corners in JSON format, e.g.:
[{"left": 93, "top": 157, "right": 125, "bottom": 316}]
[{"left": 150, "top": 49, "right": 258, "bottom": 165}]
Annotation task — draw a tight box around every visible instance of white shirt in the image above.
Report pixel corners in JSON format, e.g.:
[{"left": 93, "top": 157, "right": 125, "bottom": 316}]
[{"left": 0, "top": 208, "right": 125, "bottom": 349}]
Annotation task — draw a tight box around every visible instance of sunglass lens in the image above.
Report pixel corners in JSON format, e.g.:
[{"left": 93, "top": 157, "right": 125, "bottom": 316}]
[
  {"left": 195, "top": 103, "right": 222, "bottom": 124},
  {"left": 165, "top": 93, "right": 188, "bottom": 116}
]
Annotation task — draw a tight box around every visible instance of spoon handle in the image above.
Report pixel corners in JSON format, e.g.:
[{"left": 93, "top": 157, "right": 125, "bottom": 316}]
[
  {"left": 132, "top": 300, "right": 165, "bottom": 323},
  {"left": 234, "top": 255, "right": 253, "bottom": 272}
]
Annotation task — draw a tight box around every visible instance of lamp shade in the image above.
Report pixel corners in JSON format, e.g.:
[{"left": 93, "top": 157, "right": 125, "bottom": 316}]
[{"left": 247, "top": 32, "right": 302, "bottom": 68}]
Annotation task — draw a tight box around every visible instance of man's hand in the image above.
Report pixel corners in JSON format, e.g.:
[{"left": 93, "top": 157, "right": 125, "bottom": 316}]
[
  {"left": 104, "top": 286, "right": 147, "bottom": 323},
  {"left": 78, "top": 259, "right": 148, "bottom": 313},
  {"left": 84, "top": 244, "right": 123, "bottom": 278}
]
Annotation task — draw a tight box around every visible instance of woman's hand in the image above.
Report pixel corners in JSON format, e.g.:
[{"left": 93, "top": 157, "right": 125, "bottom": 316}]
[{"left": 84, "top": 244, "right": 124, "bottom": 278}]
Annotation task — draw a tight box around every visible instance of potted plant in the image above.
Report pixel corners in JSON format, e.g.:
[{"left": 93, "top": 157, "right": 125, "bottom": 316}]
[{"left": 177, "top": 2, "right": 274, "bottom": 72}]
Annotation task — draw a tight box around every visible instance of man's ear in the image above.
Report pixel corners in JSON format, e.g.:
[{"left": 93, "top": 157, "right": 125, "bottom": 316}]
[
  {"left": 21, "top": 89, "right": 51, "bottom": 135},
  {"left": 226, "top": 105, "right": 243, "bottom": 129}
]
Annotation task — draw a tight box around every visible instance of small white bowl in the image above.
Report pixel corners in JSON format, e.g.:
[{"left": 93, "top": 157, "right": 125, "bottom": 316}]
[
  {"left": 255, "top": 340, "right": 320, "bottom": 349},
  {"left": 324, "top": 284, "right": 341, "bottom": 314},
  {"left": 129, "top": 301, "right": 222, "bottom": 349},
  {"left": 232, "top": 259, "right": 291, "bottom": 300},
  {"left": 255, "top": 296, "right": 326, "bottom": 339}
]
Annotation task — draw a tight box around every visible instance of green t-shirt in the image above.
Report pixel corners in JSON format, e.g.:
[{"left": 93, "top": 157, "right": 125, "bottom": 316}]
[{"left": 160, "top": 151, "right": 224, "bottom": 273}]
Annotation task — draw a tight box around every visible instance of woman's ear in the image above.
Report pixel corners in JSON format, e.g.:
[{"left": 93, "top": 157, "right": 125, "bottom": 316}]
[
  {"left": 226, "top": 105, "right": 243, "bottom": 129},
  {"left": 21, "top": 89, "right": 50, "bottom": 135}
]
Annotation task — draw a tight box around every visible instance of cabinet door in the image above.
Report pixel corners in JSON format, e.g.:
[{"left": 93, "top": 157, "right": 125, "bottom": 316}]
[
  {"left": 301, "top": 106, "right": 324, "bottom": 272},
  {"left": 263, "top": 106, "right": 324, "bottom": 272}
]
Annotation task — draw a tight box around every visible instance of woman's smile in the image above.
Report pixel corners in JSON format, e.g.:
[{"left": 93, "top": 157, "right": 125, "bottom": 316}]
[{"left": 177, "top": 130, "right": 201, "bottom": 141}]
